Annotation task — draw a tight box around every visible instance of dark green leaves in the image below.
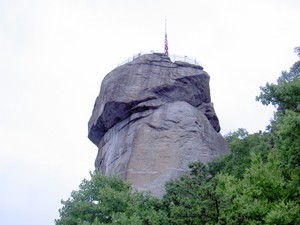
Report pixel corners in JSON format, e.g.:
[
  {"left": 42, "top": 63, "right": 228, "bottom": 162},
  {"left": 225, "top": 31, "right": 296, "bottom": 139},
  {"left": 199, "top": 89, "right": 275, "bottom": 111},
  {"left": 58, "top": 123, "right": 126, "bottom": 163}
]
[
  {"left": 256, "top": 49, "right": 300, "bottom": 111},
  {"left": 55, "top": 171, "right": 167, "bottom": 225}
]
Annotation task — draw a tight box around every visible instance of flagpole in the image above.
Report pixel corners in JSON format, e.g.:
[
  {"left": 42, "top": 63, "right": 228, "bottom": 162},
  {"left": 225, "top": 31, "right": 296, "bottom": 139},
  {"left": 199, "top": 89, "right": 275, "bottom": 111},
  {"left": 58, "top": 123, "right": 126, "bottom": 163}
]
[{"left": 164, "top": 19, "right": 169, "bottom": 56}]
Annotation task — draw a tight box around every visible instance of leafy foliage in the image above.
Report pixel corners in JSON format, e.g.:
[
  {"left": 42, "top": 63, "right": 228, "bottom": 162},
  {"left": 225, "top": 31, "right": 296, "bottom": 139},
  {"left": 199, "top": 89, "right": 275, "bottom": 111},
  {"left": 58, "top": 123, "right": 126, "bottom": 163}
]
[
  {"left": 163, "top": 162, "right": 221, "bottom": 224},
  {"left": 216, "top": 153, "right": 300, "bottom": 224},
  {"left": 55, "top": 171, "right": 167, "bottom": 225},
  {"left": 208, "top": 128, "right": 272, "bottom": 179},
  {"left": 256, "top": 50, "right": 300, "bottom": 111},
  {"left": 294, "top": 46, "right": 300, "bottom": 58},
  {"left": 55, "top": 172, "right": 131, "bottom": 225}
]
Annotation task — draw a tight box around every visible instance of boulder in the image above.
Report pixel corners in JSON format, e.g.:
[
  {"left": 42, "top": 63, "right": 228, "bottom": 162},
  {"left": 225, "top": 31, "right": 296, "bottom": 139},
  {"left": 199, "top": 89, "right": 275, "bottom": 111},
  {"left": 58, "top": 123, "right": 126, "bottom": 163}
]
[{"left": 88, "top": 53, "right": 228, "bottom": 197}]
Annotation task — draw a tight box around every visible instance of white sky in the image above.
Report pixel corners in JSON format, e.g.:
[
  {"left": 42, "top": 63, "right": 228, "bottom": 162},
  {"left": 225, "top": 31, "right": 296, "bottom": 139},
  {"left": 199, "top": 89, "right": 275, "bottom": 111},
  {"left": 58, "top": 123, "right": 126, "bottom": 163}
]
[{"left": 1, "top": 0, "right": 299, "bottom": 224}]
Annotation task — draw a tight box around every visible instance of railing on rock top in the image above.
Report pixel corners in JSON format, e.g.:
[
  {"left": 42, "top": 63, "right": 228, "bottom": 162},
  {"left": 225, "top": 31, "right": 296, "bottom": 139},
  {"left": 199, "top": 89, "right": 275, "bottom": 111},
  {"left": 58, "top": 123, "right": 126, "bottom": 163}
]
[{"left": 118, "top": 50, "right": 201, "bottom": 67}]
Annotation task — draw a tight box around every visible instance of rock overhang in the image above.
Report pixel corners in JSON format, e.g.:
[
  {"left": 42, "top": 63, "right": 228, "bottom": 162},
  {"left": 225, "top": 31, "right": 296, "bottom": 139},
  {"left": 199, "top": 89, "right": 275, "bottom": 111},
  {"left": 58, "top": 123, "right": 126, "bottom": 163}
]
[{"left": 88, "top": 53, "right": 219, "bottom": 147}]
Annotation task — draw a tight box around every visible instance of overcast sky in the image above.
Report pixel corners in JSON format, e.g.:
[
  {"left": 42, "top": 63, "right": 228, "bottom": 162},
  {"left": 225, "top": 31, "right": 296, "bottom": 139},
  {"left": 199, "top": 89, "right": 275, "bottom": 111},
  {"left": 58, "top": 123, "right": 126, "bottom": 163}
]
[{"left": 1, "top": 0, "right": 300, "bottom": 224}]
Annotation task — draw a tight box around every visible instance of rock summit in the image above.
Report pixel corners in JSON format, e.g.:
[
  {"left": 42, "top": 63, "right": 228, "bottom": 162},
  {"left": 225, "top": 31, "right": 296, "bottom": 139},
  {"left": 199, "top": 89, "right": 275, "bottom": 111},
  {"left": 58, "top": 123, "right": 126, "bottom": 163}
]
[{"left": 88, "top": 53, "right": 228, "bottom": 197}]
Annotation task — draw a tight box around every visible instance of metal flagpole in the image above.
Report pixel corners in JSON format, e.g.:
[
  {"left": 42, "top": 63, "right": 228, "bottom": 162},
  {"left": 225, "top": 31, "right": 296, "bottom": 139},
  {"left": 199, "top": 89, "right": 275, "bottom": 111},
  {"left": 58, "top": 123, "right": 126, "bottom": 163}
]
[{"left": 164, "top": 19, "right": 169, "bottom": 56}]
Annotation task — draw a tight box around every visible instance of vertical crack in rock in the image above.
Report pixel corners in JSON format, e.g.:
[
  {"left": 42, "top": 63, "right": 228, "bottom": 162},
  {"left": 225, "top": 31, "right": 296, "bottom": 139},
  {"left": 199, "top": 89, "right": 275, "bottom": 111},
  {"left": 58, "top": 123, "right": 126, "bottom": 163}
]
[{"left": 88, "top": 53, "right": 228, "bottom": 197}]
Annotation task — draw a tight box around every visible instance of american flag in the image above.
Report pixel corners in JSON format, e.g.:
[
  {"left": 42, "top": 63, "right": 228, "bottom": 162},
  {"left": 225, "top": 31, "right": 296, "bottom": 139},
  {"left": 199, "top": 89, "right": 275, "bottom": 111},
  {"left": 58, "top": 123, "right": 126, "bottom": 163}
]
[{"left": 164, "top": 32, "right": 169, "bottom": 56}]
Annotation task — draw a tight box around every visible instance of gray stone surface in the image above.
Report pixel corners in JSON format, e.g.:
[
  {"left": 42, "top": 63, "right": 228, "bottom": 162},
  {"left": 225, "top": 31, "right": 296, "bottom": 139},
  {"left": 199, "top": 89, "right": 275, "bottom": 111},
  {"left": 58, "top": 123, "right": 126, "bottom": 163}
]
[{"left": 88, "top": 53, "right": 228, "bottom": 197}]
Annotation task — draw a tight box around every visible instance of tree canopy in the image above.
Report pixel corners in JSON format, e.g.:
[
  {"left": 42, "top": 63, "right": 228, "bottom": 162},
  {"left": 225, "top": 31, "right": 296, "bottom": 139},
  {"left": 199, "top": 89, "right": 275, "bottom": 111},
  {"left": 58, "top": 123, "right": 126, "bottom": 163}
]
[
  {"left": 55, "top": 171, "right": 167, "bottom": 225},
  {"left": 256, "top": 47, "right": 300, "bottom": 111}
]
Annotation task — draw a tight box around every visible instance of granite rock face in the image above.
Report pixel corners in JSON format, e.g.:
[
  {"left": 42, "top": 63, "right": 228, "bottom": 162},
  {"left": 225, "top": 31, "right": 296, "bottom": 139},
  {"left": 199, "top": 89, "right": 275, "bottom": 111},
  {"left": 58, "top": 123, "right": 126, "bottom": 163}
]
[{"left": 88, "top": 53, "right": 228, "bottom": 197}]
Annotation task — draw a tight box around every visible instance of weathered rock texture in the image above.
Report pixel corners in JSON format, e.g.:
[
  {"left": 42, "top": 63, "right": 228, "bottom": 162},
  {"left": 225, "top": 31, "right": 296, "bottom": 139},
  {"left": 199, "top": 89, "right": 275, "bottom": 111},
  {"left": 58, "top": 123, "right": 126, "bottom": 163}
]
[{"left": 88, "top": 53, "right": 228, "bottom": 197}]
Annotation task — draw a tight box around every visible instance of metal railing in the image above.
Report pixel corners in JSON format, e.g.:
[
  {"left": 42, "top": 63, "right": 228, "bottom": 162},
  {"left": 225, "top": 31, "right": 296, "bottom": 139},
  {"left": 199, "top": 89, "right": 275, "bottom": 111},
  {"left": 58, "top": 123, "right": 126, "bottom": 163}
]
[
  {"left": 170, "top": 54, "right": 201, "bottom": 66},
  {"left": 118, "top": 51, "right": 201, "bottom": 67}
]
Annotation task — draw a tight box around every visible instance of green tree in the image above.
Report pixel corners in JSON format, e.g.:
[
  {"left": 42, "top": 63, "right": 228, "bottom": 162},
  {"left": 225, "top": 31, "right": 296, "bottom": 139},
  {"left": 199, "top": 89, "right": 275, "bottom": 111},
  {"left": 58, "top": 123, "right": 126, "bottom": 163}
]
[
  {"left": 216, "top": 153, "right": 300, "bottom": 224},
  {"left": 112, "top": 193, "right": 167, "bottom": 225},
  {"left": 209, "top": 128, "right": 272, "bottom": 179},
  {"left": 256, "top": 48, "right": 300, "bottom": 111},
  {"left": 294, "top": 46, "right": 300, "bottom": 58},
  {"left": 256, "top": 47, "right": 300, "bottom": 205},
  {"left": 55, "top": 171, "right": 131, "bottom": 225},
  {"left": 163, "top": 162, "right": 225, "bottom": 224},
  {"left": 270, "top": 110, "right": 300, "bottom": 204},
  {"left": 55, "top": 171, "right": 167, "bottom": 225},
  {"left": 272, "top": 110, "right": 300, "bottom": 172}
]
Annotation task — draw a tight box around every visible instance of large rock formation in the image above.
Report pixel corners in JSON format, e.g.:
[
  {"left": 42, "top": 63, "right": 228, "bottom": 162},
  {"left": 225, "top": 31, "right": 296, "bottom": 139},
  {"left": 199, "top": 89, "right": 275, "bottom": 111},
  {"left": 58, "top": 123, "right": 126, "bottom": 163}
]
[{"left": 88, "top": 53, "right": 228, "bottom": 197}]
